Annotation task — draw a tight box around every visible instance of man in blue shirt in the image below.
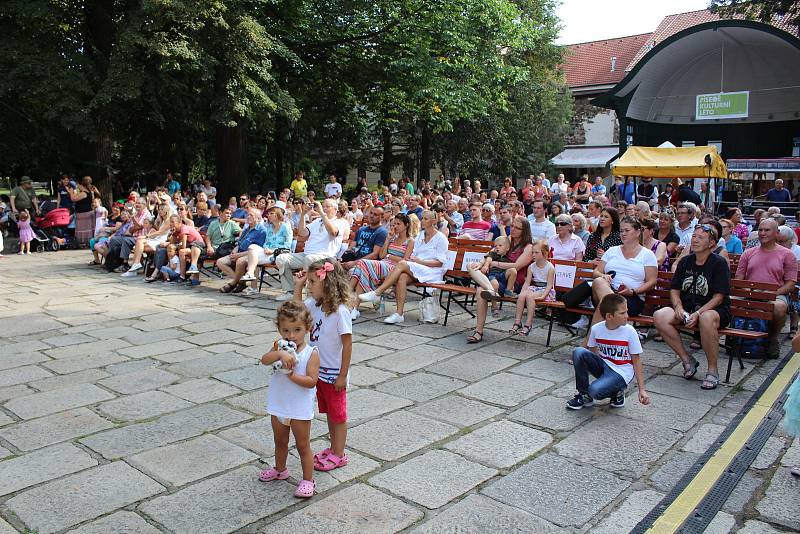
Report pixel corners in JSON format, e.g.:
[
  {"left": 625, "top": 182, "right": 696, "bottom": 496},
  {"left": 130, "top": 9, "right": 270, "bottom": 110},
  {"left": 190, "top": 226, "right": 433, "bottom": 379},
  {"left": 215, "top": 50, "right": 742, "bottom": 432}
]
[
  {"left": 765, "top": 179, "right": 792, "bottom": 203},
  {"left": 341, "top": 207, "right": 388, "bottom": 269},
  {"left": 591, "top": 176, "right": 606, "bottom": 196}
]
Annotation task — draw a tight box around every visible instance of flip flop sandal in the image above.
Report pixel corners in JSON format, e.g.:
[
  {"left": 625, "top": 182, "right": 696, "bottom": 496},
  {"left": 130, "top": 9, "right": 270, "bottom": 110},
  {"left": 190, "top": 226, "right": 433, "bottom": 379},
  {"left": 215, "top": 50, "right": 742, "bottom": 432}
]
[
  {"left": 518, "top": 325, "right": 532, "bottom": 337},
  {"left": 466, "top": 331, "right": 484, "bottom": 344},
  {"left": 88, "top": 260, "right": 100, "bottom": 266},
  {"left": 509, "top": 323, "right": 522, "bottom": 335},
  {"left": 480, "top": 289, "right": 499, "bottom": 302},
  {"left": 294, "top": 479, "right": 316, "bottom": 498},
  {"left": 231, "top": 281, "right": 247, "bottom": 293},
  {"left": 701, "top": 372, "right": 719, "bottom": 390},
  {"left": 313, "top": 448, "right": 332, "bottom": 463},
  {"left": 314, "top": 453, "right": 348, "bottom": 472},
  {"left": 682, "top": 356, "right": 700, "bottom": 380},
  {"left": 258, "top": 467, "right": 289, "bottom": 482},
  {"left": 219, "top": 282, "right": 235, "bottom": 293}
]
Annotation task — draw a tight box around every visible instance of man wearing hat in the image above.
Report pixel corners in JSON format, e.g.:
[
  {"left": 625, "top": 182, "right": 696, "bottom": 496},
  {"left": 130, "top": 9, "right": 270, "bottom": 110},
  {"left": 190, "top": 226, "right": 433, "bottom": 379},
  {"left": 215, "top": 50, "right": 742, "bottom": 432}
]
[{"left": 10, "top": 177, "right": 39, "bottom": 222}]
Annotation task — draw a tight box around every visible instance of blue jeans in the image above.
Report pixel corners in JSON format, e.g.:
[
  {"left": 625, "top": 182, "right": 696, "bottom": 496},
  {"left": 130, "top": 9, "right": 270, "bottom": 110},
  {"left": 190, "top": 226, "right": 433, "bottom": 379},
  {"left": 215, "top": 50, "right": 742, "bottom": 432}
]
[
  {"left": 159, "top": 266, "right": 181, "bottom": 281},
  {"left": 572, "top": 347, "right": 627, "bottom": 400}
]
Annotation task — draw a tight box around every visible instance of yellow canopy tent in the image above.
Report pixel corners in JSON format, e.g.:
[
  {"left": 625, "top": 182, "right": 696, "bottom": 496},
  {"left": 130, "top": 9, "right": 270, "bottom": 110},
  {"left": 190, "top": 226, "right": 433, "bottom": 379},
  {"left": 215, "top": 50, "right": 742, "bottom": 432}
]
[{"left": 612, "top": 145, "right": 727, "bottom": 179}]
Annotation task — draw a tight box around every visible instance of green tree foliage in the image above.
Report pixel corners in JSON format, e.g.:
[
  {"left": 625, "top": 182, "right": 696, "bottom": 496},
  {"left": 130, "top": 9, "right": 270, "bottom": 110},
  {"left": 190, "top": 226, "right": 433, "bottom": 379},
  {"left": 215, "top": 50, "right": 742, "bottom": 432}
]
[
  {"left": 0, "top": 0, "right": 570, "bottom": 194},
  {"left": 709, "top": 0, "right": 800, "bottom": 31}
]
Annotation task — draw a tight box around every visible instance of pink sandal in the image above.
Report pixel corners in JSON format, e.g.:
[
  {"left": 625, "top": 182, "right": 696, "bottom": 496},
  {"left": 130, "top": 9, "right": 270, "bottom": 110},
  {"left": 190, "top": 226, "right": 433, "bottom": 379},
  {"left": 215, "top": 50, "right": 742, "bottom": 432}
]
[
  {"left": 294, "top": 479, "right": 316, "bottom": 498},
  {"left": 313, "top": 448, "right": 332, "bottom": 463},
  {"left": 258, "top": 467, "right": 289, "bottom": 482},
  {"left": 314, "top": 452, "right": 348, "bottom": 472}
]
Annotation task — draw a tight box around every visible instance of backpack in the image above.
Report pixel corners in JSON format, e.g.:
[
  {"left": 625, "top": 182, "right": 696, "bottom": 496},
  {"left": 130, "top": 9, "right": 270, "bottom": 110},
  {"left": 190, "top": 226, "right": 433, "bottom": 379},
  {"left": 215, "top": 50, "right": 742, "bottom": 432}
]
[{"left": 731, "top": 317, "right": 768, "bottom": 358}]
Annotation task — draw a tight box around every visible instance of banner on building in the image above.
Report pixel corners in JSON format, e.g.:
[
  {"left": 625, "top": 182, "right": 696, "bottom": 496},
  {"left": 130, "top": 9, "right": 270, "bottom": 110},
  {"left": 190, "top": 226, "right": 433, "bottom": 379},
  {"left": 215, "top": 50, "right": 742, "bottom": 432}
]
[{"left": 695, "top": 91, "right": 749, "bottom": 120}]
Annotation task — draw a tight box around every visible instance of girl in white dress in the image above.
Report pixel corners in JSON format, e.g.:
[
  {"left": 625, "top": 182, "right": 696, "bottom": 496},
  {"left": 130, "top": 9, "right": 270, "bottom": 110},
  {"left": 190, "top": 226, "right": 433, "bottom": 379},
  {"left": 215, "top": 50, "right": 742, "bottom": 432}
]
[{"left": 259, "top": 301, "right": 320, "bottom": 498}]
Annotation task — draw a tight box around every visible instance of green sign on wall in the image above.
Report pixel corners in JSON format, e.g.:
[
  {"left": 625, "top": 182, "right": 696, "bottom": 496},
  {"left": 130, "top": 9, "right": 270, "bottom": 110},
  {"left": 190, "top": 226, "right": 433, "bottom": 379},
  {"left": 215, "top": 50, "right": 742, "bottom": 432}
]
[{"left": 696, "top": 91, "right": 749, "bottom": 120}]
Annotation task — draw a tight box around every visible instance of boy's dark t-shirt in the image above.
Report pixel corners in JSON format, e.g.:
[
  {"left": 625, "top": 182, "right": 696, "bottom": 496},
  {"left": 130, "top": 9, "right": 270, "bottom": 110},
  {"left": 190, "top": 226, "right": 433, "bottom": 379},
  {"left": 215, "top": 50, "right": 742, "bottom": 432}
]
[
  {"left": 486, "top": 251, "right": 511, "bottom": 275},
  {"left": 671, "top": 252, "right": 731, "bottom": 312}
]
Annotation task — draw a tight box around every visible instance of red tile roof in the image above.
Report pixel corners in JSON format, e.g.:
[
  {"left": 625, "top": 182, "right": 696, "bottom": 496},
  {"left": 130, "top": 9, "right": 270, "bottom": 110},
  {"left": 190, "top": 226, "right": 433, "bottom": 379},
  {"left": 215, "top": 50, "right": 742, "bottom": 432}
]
[
  {"left": 561, "top": 33, "right": 652, "bottom": 89},
  {"left": 626, "top": 8, "right": 799, "bottom": 70}
]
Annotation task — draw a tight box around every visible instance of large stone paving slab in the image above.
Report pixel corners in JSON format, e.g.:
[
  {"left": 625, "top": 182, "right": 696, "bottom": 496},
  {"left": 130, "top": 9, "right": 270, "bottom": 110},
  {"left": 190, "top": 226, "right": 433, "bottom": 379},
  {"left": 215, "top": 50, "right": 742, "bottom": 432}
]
[
  {"left": 162, "top": 377, "right": 241, "bottom": 403},
  {"left": 507, "top": 357, "right": 574, "bottom": 382},
  {"left": 139, "top": 466, "right": 296, "bottom": 534},
  {"left": 97, "top": 390, "right": 193, "bottom": 421},
  {"left": 509, "top": 395, "right": 595, "bottom": 431},
  {"left": 265, "top": 483, "right": 423, "bottom": 533},
  {"left": 217, "top": 416, "right": 329, "bottom": 457},
  {"left": 5, "top": 462, "right": 164, "bottom": 534},
  {"left": 591, "top": 489, "right": 665, "bottom": 534},
  {"left": 42, "top": 353, "right": 128, "bottom": 375},
  {"left": 482, "top": 453, "right": 629, "bottom": 527},
  {"left": 65, "top": 511, "right": 162, "bottom": 534},
  {"left": 345, "top": 388, "right": 413, "bottom": 422},
  {"left": 348, "top": 411, "right": 458, "bottom": 461},
  {"left": 0, "top": 365, "right": 53, "bottom": 387},
  {"left": 459, "top": 372, "right": 553, "bottom": 407},
  {"left": 80, "top": 404, "right": 251, "bottom": 459},
  {"left": 408, "top": 394, "right": 504, "bottom": 428},
  {"left": 27, "top": 368, "right": 110, "bottom": 392},
  {"left": 645, "top": 375, "right": 730, "bottom": 405},
  {"left": 370, "top": 450, "right": 497, "bottom": 509},
  {"left": 223, "top": 387, "right": 269, "bottom": 415},
  {"left": 616, "top": 391, "right": 712, "bottom": 431},
  {"left": 213, "top": 365, "right": 271, "bottom": 390},
  {"left": 0, "top": 351, "right": 50, "bottom": 371},
  {"left": 556, "top": 416, "right": 681, "bottom": 479},
  {"left": 0, "top": 443, "right": 98, "bottom": 496},
  {"left": 367, "top": 344, "right": 460, "bottom": 374},
  {"left": 128, "top": 434, "right": 258, "bottom": 486},
  {"left": 3, "top": 383, "right": 115, "bottom": 420},
  {"left": 167, "top": 352, "right": 253, "bottom": 377},
  {"left": 427, "top": 351, "right": 517, "bottom": 382},
  {"left": 444, "top": 420, "right": 553, "bottom": 469},
  {"left": 0, "top": 407, "right": 114, "bottom": 451},
  {"left": 755, "top": 466, "right": 800, "bottom": 530},
  {"left": 375, "top": 372, "right": 467, "bottom": 402},
  {"left": 410, "top": 494, "right": 566, "bottom": 533},
  {"left": 97, "top": 367, "right": 181, "bottom": 394}
]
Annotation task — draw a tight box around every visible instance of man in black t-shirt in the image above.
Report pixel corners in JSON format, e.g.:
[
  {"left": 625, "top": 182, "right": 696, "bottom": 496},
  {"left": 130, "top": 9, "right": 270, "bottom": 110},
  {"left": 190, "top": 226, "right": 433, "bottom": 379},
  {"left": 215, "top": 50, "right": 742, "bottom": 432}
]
[
  {"left": 677, "top": 181, "right": 702, "bottom": 205},
  {"left": 654, "top": 224, "right": 730, "bottom": 390}
]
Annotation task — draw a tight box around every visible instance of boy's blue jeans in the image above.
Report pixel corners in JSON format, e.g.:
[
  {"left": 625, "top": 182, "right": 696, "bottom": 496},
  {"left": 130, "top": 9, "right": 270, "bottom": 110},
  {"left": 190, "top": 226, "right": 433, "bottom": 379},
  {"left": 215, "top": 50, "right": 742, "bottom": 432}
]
[{"left": 572, "top": 347, "right": 627, "bottom": 400}]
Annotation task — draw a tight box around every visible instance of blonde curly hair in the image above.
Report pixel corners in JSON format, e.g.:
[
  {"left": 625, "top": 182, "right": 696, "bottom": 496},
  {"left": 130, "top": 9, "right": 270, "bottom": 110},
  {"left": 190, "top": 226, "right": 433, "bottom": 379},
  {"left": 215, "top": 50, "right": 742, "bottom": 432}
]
[{"left": 307, "top": 259, "right": 354, "bottom": 315}]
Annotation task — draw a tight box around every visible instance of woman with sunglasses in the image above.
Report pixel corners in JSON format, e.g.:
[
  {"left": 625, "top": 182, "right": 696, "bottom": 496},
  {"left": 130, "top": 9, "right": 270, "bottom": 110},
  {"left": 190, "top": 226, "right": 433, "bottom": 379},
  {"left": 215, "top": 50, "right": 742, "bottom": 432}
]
[{"left": 549, "top": 214, "right": 585, "bottom": 261}]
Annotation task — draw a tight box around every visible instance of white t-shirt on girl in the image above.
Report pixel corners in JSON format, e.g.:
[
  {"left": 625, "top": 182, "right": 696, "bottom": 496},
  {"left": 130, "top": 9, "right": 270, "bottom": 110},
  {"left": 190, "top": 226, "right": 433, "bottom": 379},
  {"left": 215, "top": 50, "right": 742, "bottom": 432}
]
[
  {"left": 266, "top": 343, "right": 317, "bottom": 421},
  {"left": 168, "top": 255, "right": 179, "bottom": 270},
  {"left": 602, "top": 245, "right": 657, "bottom": 299},
  {"left": 94, "top": 206, "right": 108, "bottom": 237},
  {"left": 305, "top": 298, "right": 352, "bottom": 384}
]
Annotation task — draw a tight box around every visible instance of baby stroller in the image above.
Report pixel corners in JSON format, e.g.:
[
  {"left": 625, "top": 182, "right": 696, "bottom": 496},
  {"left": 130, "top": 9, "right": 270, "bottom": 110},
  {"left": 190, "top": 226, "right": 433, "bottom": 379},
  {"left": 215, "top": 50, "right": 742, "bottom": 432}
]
[{"left": 32, "top": 208, "right": 72, "bottom": 252}]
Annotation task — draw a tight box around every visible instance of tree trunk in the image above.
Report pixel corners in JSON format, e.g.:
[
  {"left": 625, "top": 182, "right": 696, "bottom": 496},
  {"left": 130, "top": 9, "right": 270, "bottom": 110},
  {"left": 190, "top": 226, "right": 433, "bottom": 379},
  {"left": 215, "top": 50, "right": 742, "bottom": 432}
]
[
  {"left": 215, "top": 118, "right": 249, "bottom": 199},
  {"left": 95, "top": 128, "right": 114, "bottom": 205},
  {"left": 380, "top": 128, "right": 393, "bottom": 184},
  {"left": 418, "top": 121, "right": 432, "bottom": 186},
  {"left": 273, "top": 119, "right": 285, "bottom": 192}
]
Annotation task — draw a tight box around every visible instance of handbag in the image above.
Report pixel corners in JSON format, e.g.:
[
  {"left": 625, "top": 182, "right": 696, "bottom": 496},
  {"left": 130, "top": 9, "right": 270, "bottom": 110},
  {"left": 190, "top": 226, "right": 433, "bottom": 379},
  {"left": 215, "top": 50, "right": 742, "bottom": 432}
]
[
  {"left": 271, "top": 247, "right": 290, "bottom": 262},
  {"left": 215, "top": 241, "right": 234, "bottom": 258},
  {"left": 418, "top": 291, "right": 440, "bottom": 323}
]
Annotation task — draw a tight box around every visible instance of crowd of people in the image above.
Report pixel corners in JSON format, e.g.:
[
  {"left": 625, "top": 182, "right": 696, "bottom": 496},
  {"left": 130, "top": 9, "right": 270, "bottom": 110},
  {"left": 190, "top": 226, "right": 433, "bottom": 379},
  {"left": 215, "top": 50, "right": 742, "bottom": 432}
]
[{"left": 3, "top": 168, "right": 800, "bottom": 494}]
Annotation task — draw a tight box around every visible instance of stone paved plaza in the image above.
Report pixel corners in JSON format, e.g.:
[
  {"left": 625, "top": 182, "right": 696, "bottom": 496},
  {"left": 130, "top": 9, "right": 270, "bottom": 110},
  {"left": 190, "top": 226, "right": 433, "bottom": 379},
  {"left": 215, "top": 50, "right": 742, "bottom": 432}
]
[{"left": 0, "top": 251, "right": 798, "bottom": 533}]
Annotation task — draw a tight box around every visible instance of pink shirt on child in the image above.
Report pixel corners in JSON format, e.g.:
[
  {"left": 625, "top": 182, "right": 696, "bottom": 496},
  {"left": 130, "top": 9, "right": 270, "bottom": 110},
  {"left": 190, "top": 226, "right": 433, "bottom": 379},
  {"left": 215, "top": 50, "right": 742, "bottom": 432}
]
[
  {"left": 736, "top": 245, "right": 797, "bottom": 286},
  {"left": 175, "top": 224, "right": 203, "bottom": 245}
]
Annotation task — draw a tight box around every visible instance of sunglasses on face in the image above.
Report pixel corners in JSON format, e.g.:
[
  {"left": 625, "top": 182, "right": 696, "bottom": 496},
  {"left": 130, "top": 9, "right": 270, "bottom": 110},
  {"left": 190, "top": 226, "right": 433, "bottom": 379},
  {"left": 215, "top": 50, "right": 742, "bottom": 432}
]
[{"left": 556, "top": 221, "right": 571, "bottom": 226}]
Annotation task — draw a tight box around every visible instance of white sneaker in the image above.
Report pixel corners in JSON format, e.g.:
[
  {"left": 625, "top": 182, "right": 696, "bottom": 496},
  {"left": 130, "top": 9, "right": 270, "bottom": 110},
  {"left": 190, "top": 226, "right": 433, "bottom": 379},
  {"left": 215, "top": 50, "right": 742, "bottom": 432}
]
[
  {"left": 359, "top": 291, "right": 380, "bottom": 303},
  {"left": 384, "top": 313, "right": 404, "bottom": 324},
  {"left": 275, "top": 292, "right": 293, "bottom": 302},
  {"left": 350, "top": 308, "right": 360, "bottom": 320},
  {"left": 120, "top": 270, "right": 139, "bottom": 278},
  {"left": 128, "top": 262, "right": 143, "bottom": 272},
  {"left": 241, "top": 287, "right": 258, "bottom": 296},
  {"left": 240, "top": 273, "right": 256, "bottom": 281},
  {"left": 571, "top": 316, "right": 590, "bottom": 329}
]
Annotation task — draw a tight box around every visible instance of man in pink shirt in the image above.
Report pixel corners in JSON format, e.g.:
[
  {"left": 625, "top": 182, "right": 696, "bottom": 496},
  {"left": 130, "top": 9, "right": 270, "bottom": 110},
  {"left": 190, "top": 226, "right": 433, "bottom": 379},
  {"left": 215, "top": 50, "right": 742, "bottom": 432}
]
[
  {"left": 736, "top": 218, "right": 797, "bottom": 357},
  {"left": 457, "top": 203, "right": 492, "bottom": 241}
]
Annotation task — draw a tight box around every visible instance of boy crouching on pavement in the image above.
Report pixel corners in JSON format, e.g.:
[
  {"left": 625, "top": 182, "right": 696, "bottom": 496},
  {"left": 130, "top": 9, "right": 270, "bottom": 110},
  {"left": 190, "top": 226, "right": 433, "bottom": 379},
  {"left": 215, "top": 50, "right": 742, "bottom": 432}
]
[{"left": 567, "top": 293, "right": 650, "bottom": 410}]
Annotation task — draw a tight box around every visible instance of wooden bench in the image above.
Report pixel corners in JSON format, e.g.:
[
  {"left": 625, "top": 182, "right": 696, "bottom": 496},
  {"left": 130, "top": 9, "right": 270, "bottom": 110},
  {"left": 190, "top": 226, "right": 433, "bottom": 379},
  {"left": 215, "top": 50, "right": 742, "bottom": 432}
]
[
  {"left": 257, "top": 239, "right": 306, "bottom": 292},
  {"left": 630, "top": 273, "right": 777, "bottom": 383}
]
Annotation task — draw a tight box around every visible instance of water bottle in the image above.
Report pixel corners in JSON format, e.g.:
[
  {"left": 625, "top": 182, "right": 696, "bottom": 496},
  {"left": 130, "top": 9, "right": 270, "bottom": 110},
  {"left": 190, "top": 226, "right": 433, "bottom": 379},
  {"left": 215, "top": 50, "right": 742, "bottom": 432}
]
[{"left": 378, "top": 296, "right": 386, "bottom": 315}]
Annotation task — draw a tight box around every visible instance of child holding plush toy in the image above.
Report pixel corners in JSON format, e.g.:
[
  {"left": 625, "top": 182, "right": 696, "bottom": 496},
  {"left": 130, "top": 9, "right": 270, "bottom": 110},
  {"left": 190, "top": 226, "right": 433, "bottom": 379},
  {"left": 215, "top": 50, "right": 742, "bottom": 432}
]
[{"left": 259, "top": 301, "right": 320, "bottom": 498}]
